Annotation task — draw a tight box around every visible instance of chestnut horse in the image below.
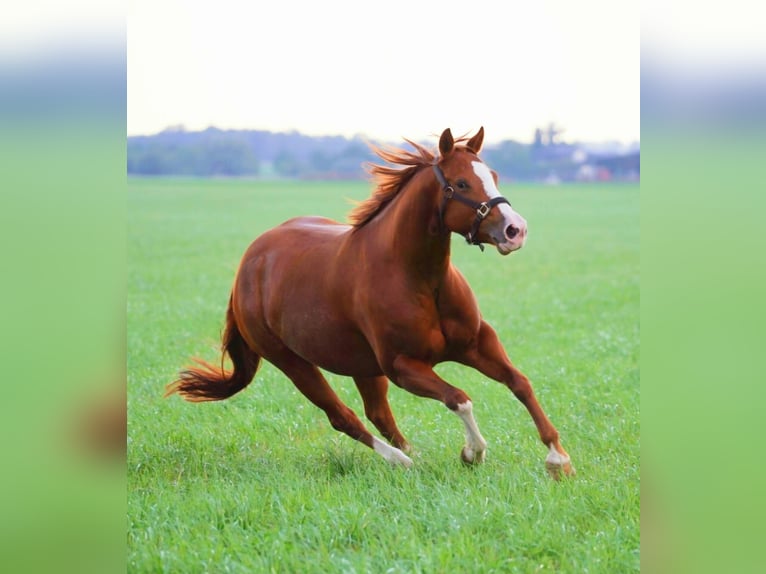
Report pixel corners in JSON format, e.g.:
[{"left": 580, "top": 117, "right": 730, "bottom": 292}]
[{"left": 166, "top": 127, "right": 574, "bottom": 479}]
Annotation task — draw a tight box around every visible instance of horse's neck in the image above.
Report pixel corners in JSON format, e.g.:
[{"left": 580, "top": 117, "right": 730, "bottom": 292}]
[{"left": 375, "top": 169, "right": 451, "bottom": 281}]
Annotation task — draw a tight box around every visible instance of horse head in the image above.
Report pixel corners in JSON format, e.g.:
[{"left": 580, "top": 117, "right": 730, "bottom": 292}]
[{"left": 435, "top": 127, "right": 528, "bottom": 255}]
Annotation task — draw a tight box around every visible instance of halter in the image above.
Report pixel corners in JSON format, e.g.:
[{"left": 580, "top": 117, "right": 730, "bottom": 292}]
[{"left": 432, "top": 164, "right": 511, "bottom": 251}]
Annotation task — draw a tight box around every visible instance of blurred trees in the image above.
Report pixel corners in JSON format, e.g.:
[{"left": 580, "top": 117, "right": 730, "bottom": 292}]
[
  {"left": 128, "top": 127, "right": 638, "bottom": 182},
  {"left": 127, "top": 128, "right": 258, "bottom": 176},
  {"left": 128, "top": 127, "right": 377, "bottom": 179},
  {"left": 482, "top": 140, "right": 537, "bottom": 181}
]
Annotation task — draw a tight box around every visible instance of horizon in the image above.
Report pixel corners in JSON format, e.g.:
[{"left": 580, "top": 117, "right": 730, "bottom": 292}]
[{"left": 128, "top": 124, "right": 641, "bottom": 148}]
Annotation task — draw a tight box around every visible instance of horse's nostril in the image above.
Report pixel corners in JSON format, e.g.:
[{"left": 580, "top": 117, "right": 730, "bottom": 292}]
[{"left": 506, "top": 225, "right": 519, "bottom": 239}]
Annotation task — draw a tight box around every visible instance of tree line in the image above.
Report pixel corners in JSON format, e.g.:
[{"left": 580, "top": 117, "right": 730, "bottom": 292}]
[{"left": 128, "top": 126, "right": 639, "bottom": 182}]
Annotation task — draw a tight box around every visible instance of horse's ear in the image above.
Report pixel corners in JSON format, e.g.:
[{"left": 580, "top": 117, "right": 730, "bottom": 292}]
[
  {"left": 439, "top": 128, "right": 454, "bottom": 157},
  {"left": 466, "top": 126, "right": 484, "bottom": 154}
]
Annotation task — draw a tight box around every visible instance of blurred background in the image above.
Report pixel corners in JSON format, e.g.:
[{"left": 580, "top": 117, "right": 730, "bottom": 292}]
[{"left": 642, "top": 2, "right": 766, "bottom": 573}]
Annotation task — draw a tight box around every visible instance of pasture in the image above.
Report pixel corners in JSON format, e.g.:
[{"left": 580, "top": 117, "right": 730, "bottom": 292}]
[{"left": 128, "top": 178, "right": 639, "bottom": 572}]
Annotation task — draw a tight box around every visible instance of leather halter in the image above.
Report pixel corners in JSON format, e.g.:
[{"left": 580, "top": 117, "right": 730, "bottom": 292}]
[{"left": 432, "top": 164, "right": 510, "bottom": 251}]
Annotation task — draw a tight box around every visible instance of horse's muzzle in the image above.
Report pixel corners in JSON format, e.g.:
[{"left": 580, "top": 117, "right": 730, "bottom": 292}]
[
  {"left": 495, "top": 236, "right": 525, "bottom": 255},
  {"left": 492, "top": 212, "right": 527, "bottom": 255}
]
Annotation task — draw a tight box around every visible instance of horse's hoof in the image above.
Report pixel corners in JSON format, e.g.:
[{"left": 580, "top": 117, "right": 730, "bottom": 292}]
[
  {"left": 460, "top": 445, "right": 486, "bottom": 465},
  {"left": 545, "top": 460, "right": 576, "bottom": 480},
  {"left": 383, "top": 450, "right": 413, "bottom": 469},
  {"left": 545, "top": 443, "right": 575, "bottom": 480},
  {"left": 397, "top": 455, "right": 414, "bottom": 469}
]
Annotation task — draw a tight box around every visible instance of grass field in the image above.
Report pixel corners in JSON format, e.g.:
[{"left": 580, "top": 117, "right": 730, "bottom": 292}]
[{"left": 128, "top": 178, "right": 639, "bottom": 573}]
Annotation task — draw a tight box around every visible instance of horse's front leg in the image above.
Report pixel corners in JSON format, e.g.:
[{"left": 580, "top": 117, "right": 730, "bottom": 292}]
[
  {"left": 386, "top": 356, "right": 488, "bottom": 465},
  {"left": 459, "top": 321, "right": 575, "bottom": 479}
]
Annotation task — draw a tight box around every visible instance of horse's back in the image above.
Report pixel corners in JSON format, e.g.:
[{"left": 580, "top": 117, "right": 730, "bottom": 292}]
[
  {"left": 275, "top": 215, "right": 351, "bottom": 239},
  {"left": 236, "top": 215, "right": 350, "bottom": 299},
  {"left": 239, "top": 215, "right": 350, "bottom": 271}
]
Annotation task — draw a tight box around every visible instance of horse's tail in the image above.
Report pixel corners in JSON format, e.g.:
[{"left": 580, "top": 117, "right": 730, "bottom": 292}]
[{"left": 164, "top": 295, "right": 260, "bottom": 402}]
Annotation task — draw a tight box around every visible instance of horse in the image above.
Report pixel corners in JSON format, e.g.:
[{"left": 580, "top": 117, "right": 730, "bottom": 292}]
[{"left": 165, "top": 127, "right": 574, "bottom": 479}]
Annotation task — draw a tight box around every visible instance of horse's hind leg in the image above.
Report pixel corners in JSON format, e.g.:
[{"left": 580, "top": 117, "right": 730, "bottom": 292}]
[
  {"left": 270, "top": 353, "right": 412, "bottom": 467},
  {"left": 353, "top": 376, "right": 410, "bottom": 452}
]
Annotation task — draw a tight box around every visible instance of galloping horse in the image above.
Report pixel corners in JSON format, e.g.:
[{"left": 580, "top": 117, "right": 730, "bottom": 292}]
[{"left": 166, "top": 127, "right": 574, "bottom": 479}]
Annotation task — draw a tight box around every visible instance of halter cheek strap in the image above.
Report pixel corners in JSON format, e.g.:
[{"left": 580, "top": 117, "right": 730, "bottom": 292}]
[{"left": 432, "top": 164, "right": 510, "bottom": 251}]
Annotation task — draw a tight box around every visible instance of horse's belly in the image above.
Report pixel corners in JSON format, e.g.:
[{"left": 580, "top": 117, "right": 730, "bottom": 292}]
[
  {"left": 278, "top": 313, "right": 383, "bottom": 377},
  {"left": 298, "top": 334, "right": 383, "bottom": 377}
]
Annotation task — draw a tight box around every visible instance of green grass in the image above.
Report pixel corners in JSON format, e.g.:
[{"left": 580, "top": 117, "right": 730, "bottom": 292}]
[{"left": 128, "top": 178, "right": 639, "bottom": 573}]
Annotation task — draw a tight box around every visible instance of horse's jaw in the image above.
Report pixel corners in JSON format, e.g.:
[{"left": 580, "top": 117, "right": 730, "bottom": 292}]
[{"left": 495, "top": 238, "right": 525, "bottom": 255}]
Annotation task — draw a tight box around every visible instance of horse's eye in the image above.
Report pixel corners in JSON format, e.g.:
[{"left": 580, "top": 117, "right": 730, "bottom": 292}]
[{"left": 456, "top": 180, "right": 469, "bottom": 190}]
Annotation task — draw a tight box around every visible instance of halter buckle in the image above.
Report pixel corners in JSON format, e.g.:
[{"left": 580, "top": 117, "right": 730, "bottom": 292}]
[
  {"left": 477, "top": 202, "right": 491, "bottom": 219},
  {"left": 444, "top": 186, "right": 455, "bottom": 199}
]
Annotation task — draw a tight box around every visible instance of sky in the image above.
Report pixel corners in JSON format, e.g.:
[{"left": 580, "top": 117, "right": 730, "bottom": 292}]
[{"left": 127, "top": 0, "right": 640, "bottom": 144}]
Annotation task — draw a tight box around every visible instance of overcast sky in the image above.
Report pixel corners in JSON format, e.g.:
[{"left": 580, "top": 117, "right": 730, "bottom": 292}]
[{"left": 128, "top": 0, "right": 640, "bottom": 144}]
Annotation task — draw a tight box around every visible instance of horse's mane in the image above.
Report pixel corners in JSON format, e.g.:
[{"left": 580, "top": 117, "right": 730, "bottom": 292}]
[{"left": 347, "top": 135, "right": 473, "bottom": 228}]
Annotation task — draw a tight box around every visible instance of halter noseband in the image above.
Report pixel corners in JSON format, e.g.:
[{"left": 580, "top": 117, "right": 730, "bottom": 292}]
[{"left": 432, "top": 164, "right": 510, "bottom": 251}]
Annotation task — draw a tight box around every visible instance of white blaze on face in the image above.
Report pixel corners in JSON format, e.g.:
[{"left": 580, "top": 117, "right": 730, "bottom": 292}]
[{"left": 471, "top": 161, "right": 527, "bottom": 243}]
